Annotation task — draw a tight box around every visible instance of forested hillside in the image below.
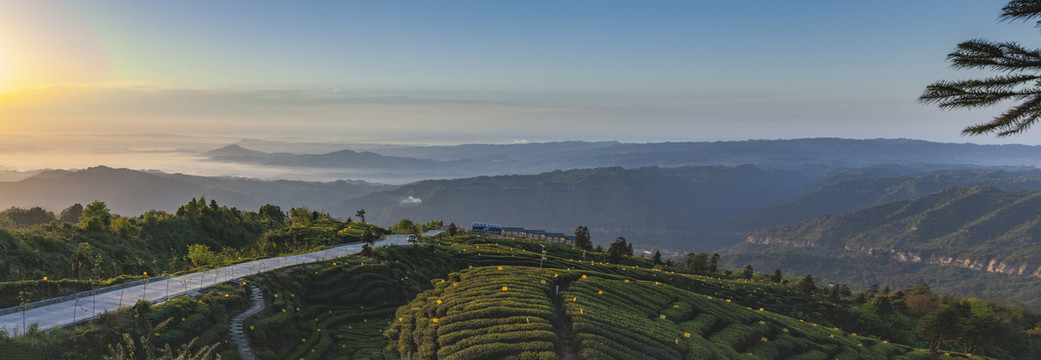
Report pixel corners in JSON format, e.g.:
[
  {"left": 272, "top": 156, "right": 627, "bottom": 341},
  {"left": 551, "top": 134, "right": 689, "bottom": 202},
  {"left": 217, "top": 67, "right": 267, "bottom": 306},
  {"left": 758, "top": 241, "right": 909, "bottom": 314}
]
[
  {"left": 338, "top": 166, "right": 814, "bottom": 249},
  {"left": 0, "top": 198, "right": 385, "bottom": 308},
  {"left": 730, "top": 186, "right": 1041, "bottom": 307},
  {"left": 337, "top": 165, "right": 1041, "bottom": 250}
]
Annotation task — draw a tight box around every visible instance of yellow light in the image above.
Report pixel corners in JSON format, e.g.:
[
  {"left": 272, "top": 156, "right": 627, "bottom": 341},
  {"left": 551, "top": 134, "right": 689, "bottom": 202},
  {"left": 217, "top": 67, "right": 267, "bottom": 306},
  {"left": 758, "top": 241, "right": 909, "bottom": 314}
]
[{"left": 0, "top": 50, "right": 7, "bottom": 90}]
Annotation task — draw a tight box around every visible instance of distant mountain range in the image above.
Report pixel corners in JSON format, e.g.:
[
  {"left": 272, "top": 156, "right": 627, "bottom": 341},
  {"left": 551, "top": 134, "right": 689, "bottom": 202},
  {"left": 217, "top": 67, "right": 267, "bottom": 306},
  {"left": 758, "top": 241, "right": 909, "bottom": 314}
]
[
  {"left": 207, "top": 138, "right": 1041, "bottom": 184},
  {"left": 331, "top": 165, "right": 1041, "bottom": 249},
  {"left": 0, "top": 166, "right": 391, "bottom": 216},
  {"left": 7, "top": 162, "right": 1041, "bottom": 253},
  {"left": 333, "top": 165, "right": 810, "bottom": 248}
]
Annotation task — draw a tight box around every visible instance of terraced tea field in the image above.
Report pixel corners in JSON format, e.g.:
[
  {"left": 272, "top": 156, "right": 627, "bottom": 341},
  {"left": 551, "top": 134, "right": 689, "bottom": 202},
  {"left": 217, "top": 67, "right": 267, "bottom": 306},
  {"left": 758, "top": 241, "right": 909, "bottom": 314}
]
[{"left": 238, "top": 235, "right": 985, "bottom": 359}]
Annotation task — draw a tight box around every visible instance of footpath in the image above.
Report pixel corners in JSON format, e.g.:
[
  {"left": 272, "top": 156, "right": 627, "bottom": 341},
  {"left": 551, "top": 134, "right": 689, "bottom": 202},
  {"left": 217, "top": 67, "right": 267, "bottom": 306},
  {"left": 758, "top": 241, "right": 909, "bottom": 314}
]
[{"left": 229, "top": 286, "right": 265, "bottom": 360}]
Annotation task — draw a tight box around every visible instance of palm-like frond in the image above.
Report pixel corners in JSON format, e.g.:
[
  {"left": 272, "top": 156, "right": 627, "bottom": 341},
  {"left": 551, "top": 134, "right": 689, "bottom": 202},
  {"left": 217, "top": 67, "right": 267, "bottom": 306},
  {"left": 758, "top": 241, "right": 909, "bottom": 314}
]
[
  {"left": 947, "top": 40, "right": 1041, "bottom": 72},
  {"left": 963, "top": 95, "right": 1041, "bottom": 136},
  {"left": 919, "top": 74, "right": 1041, "bottom": 108},
  {"left": 1001, "top": 0, "right": 1041, "bottom": 26},
  {"left": 922, "top": 35, "right": 1041, "bottom": 136}
]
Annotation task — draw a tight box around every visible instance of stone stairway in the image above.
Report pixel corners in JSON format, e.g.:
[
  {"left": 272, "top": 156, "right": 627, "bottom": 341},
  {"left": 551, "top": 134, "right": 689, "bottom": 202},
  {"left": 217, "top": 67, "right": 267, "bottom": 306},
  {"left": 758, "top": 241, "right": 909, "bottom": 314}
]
[{"left": 229, "top": 285, "right": 265, "bottom": 360}]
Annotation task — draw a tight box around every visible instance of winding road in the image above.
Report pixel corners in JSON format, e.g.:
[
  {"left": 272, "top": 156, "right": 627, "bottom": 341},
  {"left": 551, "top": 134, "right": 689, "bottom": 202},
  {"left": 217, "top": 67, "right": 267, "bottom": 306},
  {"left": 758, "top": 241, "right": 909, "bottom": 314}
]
[{"left": 0, "top": 237, "right": 408, "bottom": 336}]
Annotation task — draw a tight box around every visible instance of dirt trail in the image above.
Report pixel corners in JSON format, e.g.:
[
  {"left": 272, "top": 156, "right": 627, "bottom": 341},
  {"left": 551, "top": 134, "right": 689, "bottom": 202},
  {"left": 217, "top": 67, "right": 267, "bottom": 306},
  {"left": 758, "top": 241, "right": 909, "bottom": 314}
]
[{"left": 548, "top": 282, "right": 581, "bottom": 360}]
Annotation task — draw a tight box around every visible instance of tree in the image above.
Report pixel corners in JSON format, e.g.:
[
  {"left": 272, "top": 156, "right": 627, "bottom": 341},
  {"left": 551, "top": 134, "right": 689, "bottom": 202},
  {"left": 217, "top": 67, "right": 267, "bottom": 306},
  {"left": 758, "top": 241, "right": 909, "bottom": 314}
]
[
  {"left": 652, "top": 250, "right": 663, "bottom": 266},
  {"left": 391, "top": 218, "right": 421, "bottom": 234},
  {"left": 425, "top": 220, "right": 443, "bottom": 230},
  {"left": 361, "top": 229, "right": 375, "bottom": 245},
  {"left": 961, "top": 311, "right": 1002, "bottom": 355},
  {"left": 839, "top": 284, "right": 852, "bottom": 297},
  {"left": 917, "top": 302, "right": 971, "bottom": 353},
  {"left": 60, "top": 203, "right": 83, "bottom": 223},
  {"left": 288, "top": 207, "right": 314, "bottom": 226},
  {"left": 258, "top": 204, "right": 286, "bottom": 225},
  {"left": 447, "top": 222, "right": 458, "bottom": 236},
  {"left": 73, "top": 242, "right": 96, "bottom": 279},
  {"left": 2, "top": 207, "right": 56, "bottom": 228},
  {"left": 80, "top": 201, "right": 113, "bottom": 232},
  {"left": 686, "top": 253, "right": 709, "bottom": 273},
  {"left": 868, "top": 295, "right": 894, "bottom": 315},
  {"left": 827, "top": 284, "right": 841, "bottom": 300},
  {"left": 360, "top": 243, "right": 374, "bottom": 257},
  {"left": 794, "top": 274, "right": 817, "bottom": 294},
  {"left": 186, "top": 244, "right": 217, "bottom": 267},
  {"left": 574, "top": 226, "right": 592, "bottom": 251},
  {"left": 741, "top": 264, "right": 754, "bottom": 280},
  {"left": 355, "top": 209, "right": 366, "bottom": 223},
  {"left": 920, "top": 0, "right": 1041, "bottom": 137},
  {"left": 607, "top": 237, "right": 631, "bottom": 260},
  {"left": 770, "top": 269, "right": 783, "bottom": 283},
  {"left": 866, "top": 284, "right": 880, "bottom": 298},
  {"left": 708, "top": 253, "right": 720, "bottom": 273}
]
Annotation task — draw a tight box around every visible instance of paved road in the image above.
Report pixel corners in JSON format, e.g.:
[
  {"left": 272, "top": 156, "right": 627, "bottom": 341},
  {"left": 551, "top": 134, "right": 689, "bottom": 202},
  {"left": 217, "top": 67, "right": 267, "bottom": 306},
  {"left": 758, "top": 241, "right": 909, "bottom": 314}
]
[{"left": 0, "top": 238, "right": 407, "bottom": 336}]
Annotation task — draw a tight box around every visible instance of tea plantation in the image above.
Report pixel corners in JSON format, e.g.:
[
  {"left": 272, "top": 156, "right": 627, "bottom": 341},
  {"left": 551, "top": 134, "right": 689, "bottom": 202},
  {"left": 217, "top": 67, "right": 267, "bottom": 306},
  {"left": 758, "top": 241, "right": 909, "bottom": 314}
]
[{"left": 2, "top": 233, "right": 1018, "bottom": 359}]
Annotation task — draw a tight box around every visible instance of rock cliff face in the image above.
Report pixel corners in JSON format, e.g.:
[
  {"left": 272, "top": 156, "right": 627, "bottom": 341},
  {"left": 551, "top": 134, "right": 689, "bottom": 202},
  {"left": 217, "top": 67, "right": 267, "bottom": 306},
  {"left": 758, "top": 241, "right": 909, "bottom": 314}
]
[{"left": 745, "top": 234, "right": 1041, "bottom": 278}]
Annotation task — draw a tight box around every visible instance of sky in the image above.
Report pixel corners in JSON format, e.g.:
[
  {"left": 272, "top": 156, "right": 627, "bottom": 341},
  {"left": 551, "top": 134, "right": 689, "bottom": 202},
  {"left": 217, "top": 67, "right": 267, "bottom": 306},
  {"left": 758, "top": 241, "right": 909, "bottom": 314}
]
[{"left": 1, "top": 0, "right": 1041, "bottom": 157}]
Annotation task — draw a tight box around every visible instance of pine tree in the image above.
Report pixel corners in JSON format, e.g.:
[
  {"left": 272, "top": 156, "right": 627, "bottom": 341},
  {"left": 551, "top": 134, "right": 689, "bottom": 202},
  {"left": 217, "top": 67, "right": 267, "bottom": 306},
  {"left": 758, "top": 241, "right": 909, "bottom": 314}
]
[{"left": 920, "top": 0, "right": 1041, "bottom": 136}]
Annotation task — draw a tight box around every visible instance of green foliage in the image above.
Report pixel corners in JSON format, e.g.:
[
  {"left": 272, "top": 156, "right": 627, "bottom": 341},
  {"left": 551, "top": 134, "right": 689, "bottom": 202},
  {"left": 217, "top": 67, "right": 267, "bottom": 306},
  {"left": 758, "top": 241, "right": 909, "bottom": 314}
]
[
  {"left": 0, "top": 206, "right": 57, "bottom": 229},
  {"left": 0, "top": 284, "right": 248, "bottom": 359},
  {"left": 737, "top": 185, "right": 1041, "bottom": 307},
  {"left": 186, "top": 244, "right": 218, "bottom": 267},
  {"left": 573, "top": 226, "right": 591, "bottom": 251},
  {"left": 391, "top": 218, "right": 421, "bottom": 234},
  {"left": 60, "top": 203, "right": 84, "bottom": 224},
  {"left": 606, "top": 236, "right": 632, "bottom": 261},
  {"left": 920, "top": 0, "right": 1041, "bottom": 137},
  {"left": 80, "top": 201, "right": 113, "bottom": 232},
  {"left": 11, "top": 233, "right": 1032, "bottom": 360},
  {"left": 0, "top": 197, "right": 388, "bottom": 306},
  {"left": 795, "top": 275, "right": 817, "bottom": 294},
  {"left": 425, "top": 220, "right": 443, "bottom": 231},
  {"left": 248, "top": 245, "right": 459, "bottom": 359}
]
